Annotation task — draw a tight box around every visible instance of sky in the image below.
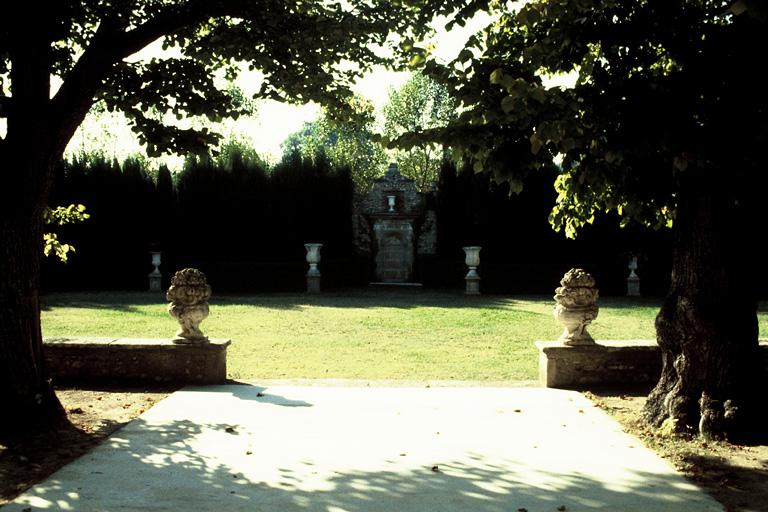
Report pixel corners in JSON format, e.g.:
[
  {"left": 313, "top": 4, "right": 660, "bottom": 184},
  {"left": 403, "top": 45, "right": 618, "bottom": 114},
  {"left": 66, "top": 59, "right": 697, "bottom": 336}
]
[{"left": 64, "top": 12, "right": 494, "bottom": 170}]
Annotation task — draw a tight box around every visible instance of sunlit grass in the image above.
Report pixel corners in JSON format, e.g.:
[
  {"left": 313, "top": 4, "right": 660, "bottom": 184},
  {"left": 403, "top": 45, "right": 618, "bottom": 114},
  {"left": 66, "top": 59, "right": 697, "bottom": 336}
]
[{"left": 41, "top": 291, "right": 768, "bottom": 381}]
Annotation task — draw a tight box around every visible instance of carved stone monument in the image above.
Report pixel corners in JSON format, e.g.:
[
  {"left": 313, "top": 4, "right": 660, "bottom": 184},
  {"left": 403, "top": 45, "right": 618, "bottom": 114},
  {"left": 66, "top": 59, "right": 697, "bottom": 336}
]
[
  {"left": 148, "top": 251, "right": 162, "bottom": 292},
  {"left": 463, "top": 246, "right": 482, "bottom": 295},
  {"left": 352, "top": 163, "right": 437, "bottom": 284},
  {"left": 305, "top": 243, "right": 322, "bottom": 294},
  {"left": 627, "top": 255, "right": 640, "bottom": 297},
  {"left": 167, "top": 268, "right": 211, "bottom": 344},
  {"left": 553, "top": 268, "right": 599, "bottom": 346}
]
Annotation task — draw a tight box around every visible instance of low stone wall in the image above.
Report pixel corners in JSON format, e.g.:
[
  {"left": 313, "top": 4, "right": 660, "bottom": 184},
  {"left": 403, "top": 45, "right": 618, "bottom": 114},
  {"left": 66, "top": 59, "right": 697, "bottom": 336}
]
[
  {"left": 536, "top": 339, "right": 768, "bottom": 389},
  {"left": 44, "top": 337, "right": 231, "bottom": 385}
]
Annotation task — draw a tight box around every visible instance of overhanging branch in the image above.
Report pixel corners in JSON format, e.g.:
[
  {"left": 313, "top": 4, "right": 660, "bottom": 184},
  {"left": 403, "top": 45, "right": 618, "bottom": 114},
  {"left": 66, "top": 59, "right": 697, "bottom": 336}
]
[{"left": 48, "top": 1, "right": 228, "bottom": 155}]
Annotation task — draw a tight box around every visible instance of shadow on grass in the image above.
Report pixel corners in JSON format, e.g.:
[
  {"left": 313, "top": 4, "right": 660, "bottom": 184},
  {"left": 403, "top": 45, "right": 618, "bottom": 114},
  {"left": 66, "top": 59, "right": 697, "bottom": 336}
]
[
  {"left": 40, "top": 292, "right": 168, "bottom": 312},
  {"left": 42, "top": 290, "right": 533, "bottom": 312},
  {"left": 41, "top": 287, "right": 672, "bottom": 313},
  {"left": 41, "top": 290, "right": 672, "bottom": 313}
]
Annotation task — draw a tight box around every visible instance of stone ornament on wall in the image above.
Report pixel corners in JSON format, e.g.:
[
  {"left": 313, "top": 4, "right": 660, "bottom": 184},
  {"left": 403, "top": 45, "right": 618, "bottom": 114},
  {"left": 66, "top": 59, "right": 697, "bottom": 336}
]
[
  {"left": 553, "top": 268, "right": 599, "bottom": 346},
  {"left": 167, "top": 268, "right": 211, "bottom": 344}
]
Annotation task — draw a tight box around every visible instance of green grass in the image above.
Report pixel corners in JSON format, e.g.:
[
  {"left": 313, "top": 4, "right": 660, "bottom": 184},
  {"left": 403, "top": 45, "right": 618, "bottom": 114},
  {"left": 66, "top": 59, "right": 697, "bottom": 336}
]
[{"left": 40, "top": 290, "right": 768, "bottom": 381}]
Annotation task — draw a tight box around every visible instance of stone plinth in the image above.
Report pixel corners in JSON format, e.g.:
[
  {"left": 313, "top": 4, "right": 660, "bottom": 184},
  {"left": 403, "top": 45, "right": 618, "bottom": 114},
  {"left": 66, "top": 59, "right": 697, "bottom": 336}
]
[
  {"left": 149, "top": 274, "right": 162, "bottom": 292},
  {"left": 537, "top": 340, "right": 768, "bottom": 389},
  {"left": 306, "top": 274, "right": 321, "bottom": 294},
  {"left": 44, "top": 337, "right": 230, "bottom": 385},
  {"left": 465, "top": 276, "right": 480, "bottom": 295},
  {"left": 536, "top": 340, "right": 661, "bottom": 388},
  {"left": 627, "top": 275, "right": 640, "bottom": 296}
]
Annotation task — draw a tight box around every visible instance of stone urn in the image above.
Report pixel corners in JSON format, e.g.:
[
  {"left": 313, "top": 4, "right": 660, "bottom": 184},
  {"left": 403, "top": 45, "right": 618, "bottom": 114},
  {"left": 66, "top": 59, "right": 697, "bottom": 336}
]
[
  {"left": 166, "top": 268, "right": 211, "bottom": 344},
  {"left": 627, "top": 255, "right": 640, "bottom": 296},
  {"left": 553, "top": 268, "right": 599, "bottom": 346},
  {"left": 463, "top": 246, "right": 482, "bottom": 295},
  {"left": 387, "top": 195, "right": 396, "bottom": 213},
  {"left": 305, "top": 243, "right": 323, "bottom": 293},
  {"left": 148, "top": 251, "right": 162, "bottom": 292},
  {"left": 305, "top": 243, "right": 323, "bottom": 276}
]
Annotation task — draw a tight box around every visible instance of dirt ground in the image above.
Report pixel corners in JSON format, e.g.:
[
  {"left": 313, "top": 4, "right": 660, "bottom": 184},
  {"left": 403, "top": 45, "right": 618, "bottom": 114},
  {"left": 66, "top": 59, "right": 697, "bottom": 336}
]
[
  {"left": 2, "top": 386, "right": 767, "bottom": 511},
  {"left": 0, "top": 386, "right": 176, "bottom": 506},
  {"left": 587, "top": 389, "right": 768, "bottom": 512}
]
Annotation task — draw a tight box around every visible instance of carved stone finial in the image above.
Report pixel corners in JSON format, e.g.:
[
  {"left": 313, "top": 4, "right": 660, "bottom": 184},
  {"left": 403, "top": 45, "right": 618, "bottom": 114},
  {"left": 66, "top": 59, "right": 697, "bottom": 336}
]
[
  {"left": 385, "top": 162, "right": 400, "bottom": 179},
  {"left": 166, "top": 268, "right": 211, "bottom": 344},
  {"left": 553, "top": 268, "right": 599, "bottom": 345}
]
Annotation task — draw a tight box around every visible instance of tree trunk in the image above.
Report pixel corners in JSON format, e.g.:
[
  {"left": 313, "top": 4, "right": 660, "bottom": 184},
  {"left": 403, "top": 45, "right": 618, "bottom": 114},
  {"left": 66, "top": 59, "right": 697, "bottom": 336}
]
[
  {"left": 0, "top": 216, "right": 64, "bottom": 436},
  {"left": 0, "top": 151, "right": 66, "bottom": 436},
  {"left": 0, "top": 17, "right": 68, "bottom": 436},
  {"left": 643, "top": 169, "right": 761, "bottom": 440}
]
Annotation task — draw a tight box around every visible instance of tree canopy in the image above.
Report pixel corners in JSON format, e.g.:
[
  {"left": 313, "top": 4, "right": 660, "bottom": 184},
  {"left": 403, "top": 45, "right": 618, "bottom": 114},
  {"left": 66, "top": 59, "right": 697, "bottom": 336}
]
[
  {"left": 400, "top": 0, "right": 766, "bottom": 236},
  {"left": 396, "top": 0, "right": 768, "bottom": 438},
  {"left": 382, "top": 73, "right": 456, "bottom": 191},
  {"left": 282, "top": 96, "right": 387, "bottom": 191},
  {"left": 0, "top": 0, "right": 482, "bottom": 432},
  {"left": 1, "top": 0, "right": 464, "bottom": 158}
]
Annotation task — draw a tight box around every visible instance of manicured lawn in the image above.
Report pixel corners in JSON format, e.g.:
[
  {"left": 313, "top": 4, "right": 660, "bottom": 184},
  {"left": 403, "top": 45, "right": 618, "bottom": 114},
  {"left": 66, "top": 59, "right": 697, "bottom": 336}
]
[{"left": 41, "top": 290, "right": 768, "bottom": 381}]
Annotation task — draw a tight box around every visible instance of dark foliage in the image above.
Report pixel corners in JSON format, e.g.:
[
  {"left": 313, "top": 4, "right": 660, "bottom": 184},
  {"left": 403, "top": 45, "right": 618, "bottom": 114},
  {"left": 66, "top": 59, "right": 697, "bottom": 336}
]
[
  {"left": 44, "top": 152, "right": 673, "bottom": 295},
  {"left": 43, "top": 150, "right": 356, "bottom": 292},
  {"left": 428, "top": 161, "right": 673, "bottom": 296}
]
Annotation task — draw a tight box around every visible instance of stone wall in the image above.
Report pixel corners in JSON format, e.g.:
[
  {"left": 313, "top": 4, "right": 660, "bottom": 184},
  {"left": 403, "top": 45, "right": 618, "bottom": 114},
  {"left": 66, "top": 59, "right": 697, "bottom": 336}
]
[
  {"left": 536, "top": 339, "right": 768, "bottom": 389},
  {"left": 44, "top": 337, "right": 230, "bottom": 385}
]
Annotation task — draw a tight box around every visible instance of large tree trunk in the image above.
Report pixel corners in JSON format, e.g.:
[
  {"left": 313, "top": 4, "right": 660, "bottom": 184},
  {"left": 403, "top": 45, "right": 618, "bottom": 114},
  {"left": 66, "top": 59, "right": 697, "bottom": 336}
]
[
  {"left": 0, "top": 129, "right": 65, "bottom": 434},
  {"left": 643, "top": 170, "right": 761, "bottom": 440},
  {"left": 0, "top": 201, "right": 64, "bottom": 435},
  {"left": 0, "top": 18, "right": 68, "bottom": 437}
]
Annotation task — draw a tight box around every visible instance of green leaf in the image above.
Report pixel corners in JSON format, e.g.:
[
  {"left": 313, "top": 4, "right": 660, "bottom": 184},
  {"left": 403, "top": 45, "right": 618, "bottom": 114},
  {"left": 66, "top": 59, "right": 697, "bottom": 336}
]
[
  {"left": 490, "top": 68, "right": 504, "bottom": 85},
  {"left": 530, "top": 133, "right": 542, "bottom": 154},
  {"left": 501, "top": 95, "right": 516, "bottom": 113},
  {"left": 408, "top": 53, "right": 426, "bottom": 68},
  {"left": 457, "top": 49, "right": 473, "bottom": 63}
]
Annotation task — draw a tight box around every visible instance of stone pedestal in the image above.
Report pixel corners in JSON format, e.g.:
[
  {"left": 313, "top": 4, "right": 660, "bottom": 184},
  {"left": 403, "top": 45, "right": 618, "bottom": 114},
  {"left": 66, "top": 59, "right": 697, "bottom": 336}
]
[
  {"left": 306, "top": 274, "right": 321, "bottom": 294},
  {"left": 149, "top": 275, "right": 162, "bottom": 292},
  {"left": 148, "top": 251, "right": 162, "bottom": 292},
  {"left": 465, "top": 276, "right": 481, "bottom": 295},
  {"left": 626, "top": 256, "right": 640, "bottom": 296},
  {"left": 305, "top": 243, "right": 323, "bottom": 293},
  {"left": 627, "top": 275, "right": 640, "bottom": 296},
  {"left": 463, "top": 246, "right": 482, "bottom": 295}
]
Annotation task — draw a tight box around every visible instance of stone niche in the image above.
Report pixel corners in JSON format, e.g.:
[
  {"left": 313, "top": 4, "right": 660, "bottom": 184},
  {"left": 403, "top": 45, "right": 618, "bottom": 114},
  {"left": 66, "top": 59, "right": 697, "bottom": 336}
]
[{"left": 353, "top": 163, "right": 436, "bottom": 284}]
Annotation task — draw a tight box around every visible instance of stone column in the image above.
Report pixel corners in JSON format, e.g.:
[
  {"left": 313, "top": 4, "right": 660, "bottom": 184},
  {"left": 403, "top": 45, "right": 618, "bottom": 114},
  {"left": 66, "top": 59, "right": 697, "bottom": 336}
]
[
  {"left": 463, "top": 246, "right": 482, "bottom": 295},
  {"left": 305, "top": 243, "right": 323, "bottom": 294},
  {"left": 148, "top": 251, "right": 162, "bottom": 292},
  {"left": 626, "top": 256, "right": 640, "bottom": 296}
]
